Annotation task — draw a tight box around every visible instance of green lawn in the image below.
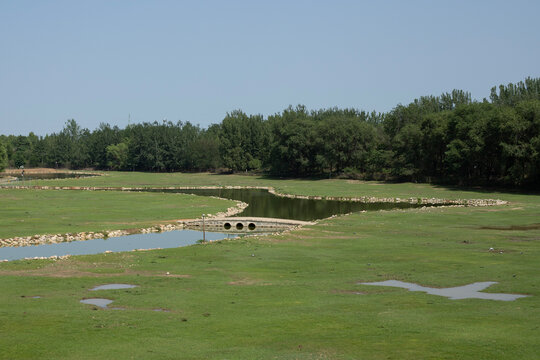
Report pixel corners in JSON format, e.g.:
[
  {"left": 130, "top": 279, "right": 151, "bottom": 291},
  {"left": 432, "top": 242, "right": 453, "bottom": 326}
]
[{"left": 0, "top": 172, "right": 539, "bottom": 359}]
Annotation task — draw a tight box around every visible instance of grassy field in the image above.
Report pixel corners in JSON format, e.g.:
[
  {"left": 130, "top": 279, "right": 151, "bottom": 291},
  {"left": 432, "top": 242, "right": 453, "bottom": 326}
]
[{"left": 0, "top": 172, "right": 539, "bottom": 359}]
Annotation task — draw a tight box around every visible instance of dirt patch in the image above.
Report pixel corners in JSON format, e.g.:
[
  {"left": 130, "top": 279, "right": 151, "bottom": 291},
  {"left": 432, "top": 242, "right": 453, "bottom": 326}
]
[
  {"left": 2, "top": 168, "right": 65, "bottom": 175},
  {"left": 331, "top": 289, "right": 367, "bottom": 295},
  {"left": 480, "top": 223, "right": 540, "bottom": 231},
  {"left": 228, "top": 277, "right": 272, "bottom": 286},
  {"left": 0, "top": 263, "right": 191, "bottom": 278},
  {"left": 160, "top": 273, "right": 191, "bottom": 278},
  {"left": 319, "top": 230, "right": 343, "bottom": 234},
  {"left": 478, "top": 206, "right": 522, "bottom": 212},
  {"left": 0, "top": 268, "right": 116, "bottom": 278},
  {"left": 508, "top": 236, "right": 539, "bottom": 242}
]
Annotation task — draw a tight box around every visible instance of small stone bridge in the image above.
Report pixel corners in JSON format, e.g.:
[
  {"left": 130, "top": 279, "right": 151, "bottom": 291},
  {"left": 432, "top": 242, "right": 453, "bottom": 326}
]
[{"left": 184, "top": 217, "right": 314, "bottom": 233}]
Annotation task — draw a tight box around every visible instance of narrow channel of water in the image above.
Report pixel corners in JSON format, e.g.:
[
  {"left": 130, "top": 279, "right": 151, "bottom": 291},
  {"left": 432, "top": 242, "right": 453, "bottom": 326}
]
[
  {"left": 0, "top": 230, "right": 237, "bottom": 261},
  {"left": 146, "top": 188, "right": 427, "bottom": 221}
]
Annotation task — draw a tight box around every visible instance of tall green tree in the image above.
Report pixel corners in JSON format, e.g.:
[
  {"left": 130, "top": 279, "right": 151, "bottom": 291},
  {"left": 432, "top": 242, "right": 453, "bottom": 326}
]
[
  {"left": 106, "top": 142, "right": 130, "bottom": 170},
  {"left": 0, "top": 141, "right": 7, "bottom": 171},
  {"left": 219, "top": 110, "right": 269, "bottom": 171}
]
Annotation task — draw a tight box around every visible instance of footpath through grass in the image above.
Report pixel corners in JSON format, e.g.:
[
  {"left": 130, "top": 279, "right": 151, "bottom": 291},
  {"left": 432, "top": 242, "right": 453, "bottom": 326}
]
[{"left": 1, "top": 172, "right": 539, "bottom": 359}]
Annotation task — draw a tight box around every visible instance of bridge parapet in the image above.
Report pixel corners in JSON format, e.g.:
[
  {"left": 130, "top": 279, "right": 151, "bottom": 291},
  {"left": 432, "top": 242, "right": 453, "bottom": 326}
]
[{"left": 184, "top": 217, "right": 314, "bottom": 233}]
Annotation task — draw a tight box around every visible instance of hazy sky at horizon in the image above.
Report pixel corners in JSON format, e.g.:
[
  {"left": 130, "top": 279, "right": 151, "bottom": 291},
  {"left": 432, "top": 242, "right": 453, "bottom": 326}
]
[{"left": 1, "top": 0, "right": 539, "bottom": 135}]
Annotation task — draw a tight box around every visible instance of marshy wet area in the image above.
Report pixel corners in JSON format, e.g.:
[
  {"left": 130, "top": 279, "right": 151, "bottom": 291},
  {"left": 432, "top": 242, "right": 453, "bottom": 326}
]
[
  {"left": 146, "top": 188, "right": 431, "bottom": 221},
  {"left": 360, "top": 280, "right": 530, "bottom": 301}
]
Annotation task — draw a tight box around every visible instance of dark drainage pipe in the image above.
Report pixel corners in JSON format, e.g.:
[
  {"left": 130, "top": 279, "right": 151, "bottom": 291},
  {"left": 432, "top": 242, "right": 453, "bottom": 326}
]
[
  {"left": 236, "top": 223, "right": 244, "bottom": 230},
  {"left": 224, "top": 222, "right": 231, "bottom": 230},
  {"left": 248, "top": 223, "right": 256, "bottom": 230}
]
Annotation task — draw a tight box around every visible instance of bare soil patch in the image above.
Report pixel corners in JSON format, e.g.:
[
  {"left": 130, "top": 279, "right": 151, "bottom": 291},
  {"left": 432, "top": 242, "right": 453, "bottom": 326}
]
[{"left": 480, "top": 223, "right": 540, "bottom": 231}]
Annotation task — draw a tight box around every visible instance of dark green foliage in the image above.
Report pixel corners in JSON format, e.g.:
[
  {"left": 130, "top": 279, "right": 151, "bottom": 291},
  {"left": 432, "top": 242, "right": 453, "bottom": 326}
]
[
  {"left": 0, "top": 140, "right": 7, "bottom": 171},
  {"left": 219, "top": 110, "right": 269, "bottom": 171},
  {"left": 490, "top": 77, "right": 540, "bottom": 106},
  {"left": 2, "top": 77, "right": 539, "bottom": 187},
  {"left": 106, "top": 142, "right": 129, "bottom": 170}
]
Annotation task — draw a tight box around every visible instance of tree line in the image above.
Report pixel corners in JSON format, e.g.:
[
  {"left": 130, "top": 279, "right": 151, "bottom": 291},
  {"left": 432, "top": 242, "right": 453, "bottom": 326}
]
[{"left": 1, "top": 77, "right": 539, "bottom": 188}]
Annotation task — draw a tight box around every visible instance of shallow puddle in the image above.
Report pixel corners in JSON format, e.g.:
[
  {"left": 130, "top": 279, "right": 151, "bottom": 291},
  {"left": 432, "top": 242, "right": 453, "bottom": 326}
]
[
  {"left": 90, "top": 284, "right": 138, "bottom": 291},
  {"left": 360, "top": 280, "right": 530, "bottom": 301},
  {"left": 80, "top": 298, "right": 113, "bottom": 308}
]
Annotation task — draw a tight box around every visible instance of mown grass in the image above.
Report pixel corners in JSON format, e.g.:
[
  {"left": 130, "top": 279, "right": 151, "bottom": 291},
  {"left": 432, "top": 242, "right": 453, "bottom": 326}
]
[{"left": 0, "top": 172, "right": 539, "bottom": 359}]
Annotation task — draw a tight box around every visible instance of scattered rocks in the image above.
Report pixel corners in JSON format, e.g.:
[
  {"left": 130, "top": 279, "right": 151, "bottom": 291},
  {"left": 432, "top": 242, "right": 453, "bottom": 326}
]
[
  {"left": 267, "top": 188, "right": 507, "bottom": 207},
  {"left": 20, "top": 255, "right": 71, "bottom": 261},
  {"left": 0, "top": 224, "right": 186, "bottom": 248},
  {"left": 139, "top": 223, "right": 184, "bottom": 234},
  {"left": 211, "top": 201, "right": 248, "bottom": 218}
]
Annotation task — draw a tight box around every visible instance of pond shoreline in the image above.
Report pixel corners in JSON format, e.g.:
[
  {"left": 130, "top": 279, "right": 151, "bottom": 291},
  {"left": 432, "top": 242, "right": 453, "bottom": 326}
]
[
  {"left": 0, "top": 185, "right": 506, "bottom": 249},
  {"left": 1, "top": 184, "right": 508, "bottom": 206},
  {"left": 0, "top": 199, "right": 247, "bottom": 249}
]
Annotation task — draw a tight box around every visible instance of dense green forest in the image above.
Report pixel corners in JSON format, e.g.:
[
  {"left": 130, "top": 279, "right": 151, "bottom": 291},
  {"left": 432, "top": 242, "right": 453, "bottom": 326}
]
[{"left": 1, "top": 77, "right": 539, "bottom": 187}]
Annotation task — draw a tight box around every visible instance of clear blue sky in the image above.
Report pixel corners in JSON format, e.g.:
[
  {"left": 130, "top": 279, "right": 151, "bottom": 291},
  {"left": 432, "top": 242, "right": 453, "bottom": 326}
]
[{"left": 1, "top": 0, "right": 539, "bottom": 135}]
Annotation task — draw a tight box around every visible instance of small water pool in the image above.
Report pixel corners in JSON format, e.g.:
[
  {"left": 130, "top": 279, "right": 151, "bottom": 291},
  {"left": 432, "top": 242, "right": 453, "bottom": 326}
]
[{"left": 80, "top": 298, "right": 114, "bottom": 308}]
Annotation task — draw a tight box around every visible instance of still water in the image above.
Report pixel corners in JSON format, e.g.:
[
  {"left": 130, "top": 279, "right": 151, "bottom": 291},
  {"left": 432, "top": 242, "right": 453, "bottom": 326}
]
[
  {"left": 0, "top": 230, "right": 237, "bottom": 261},
  {"left": 148, "top": 188, "right": 426, "bottom": 221},
  {"left": 360, "top": 280, "right": 530, "bottom": 301}
]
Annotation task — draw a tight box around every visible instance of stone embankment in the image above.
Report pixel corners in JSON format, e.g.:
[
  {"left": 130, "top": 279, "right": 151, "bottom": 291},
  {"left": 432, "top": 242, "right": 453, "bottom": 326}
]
[
  {"left": 266, "top": 188, "right": 507, "bottom": 207},
  {"left": 0, "top": 200, "right": 247, "bottom": 248}
]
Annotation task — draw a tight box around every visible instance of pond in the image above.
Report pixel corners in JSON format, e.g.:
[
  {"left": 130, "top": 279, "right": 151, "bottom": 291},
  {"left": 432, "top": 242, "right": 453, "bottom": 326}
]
[
  {"left": 146, "top": 188, "right": 428, "bottom": 221},
  {"left": 0, "top": 229, "right": 238, "bottom": 261}
]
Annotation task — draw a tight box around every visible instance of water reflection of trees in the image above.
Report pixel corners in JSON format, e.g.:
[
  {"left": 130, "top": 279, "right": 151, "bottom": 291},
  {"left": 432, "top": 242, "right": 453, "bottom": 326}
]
[{"left": 168, "top": 189, "right": 421, "bottom": 221}]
